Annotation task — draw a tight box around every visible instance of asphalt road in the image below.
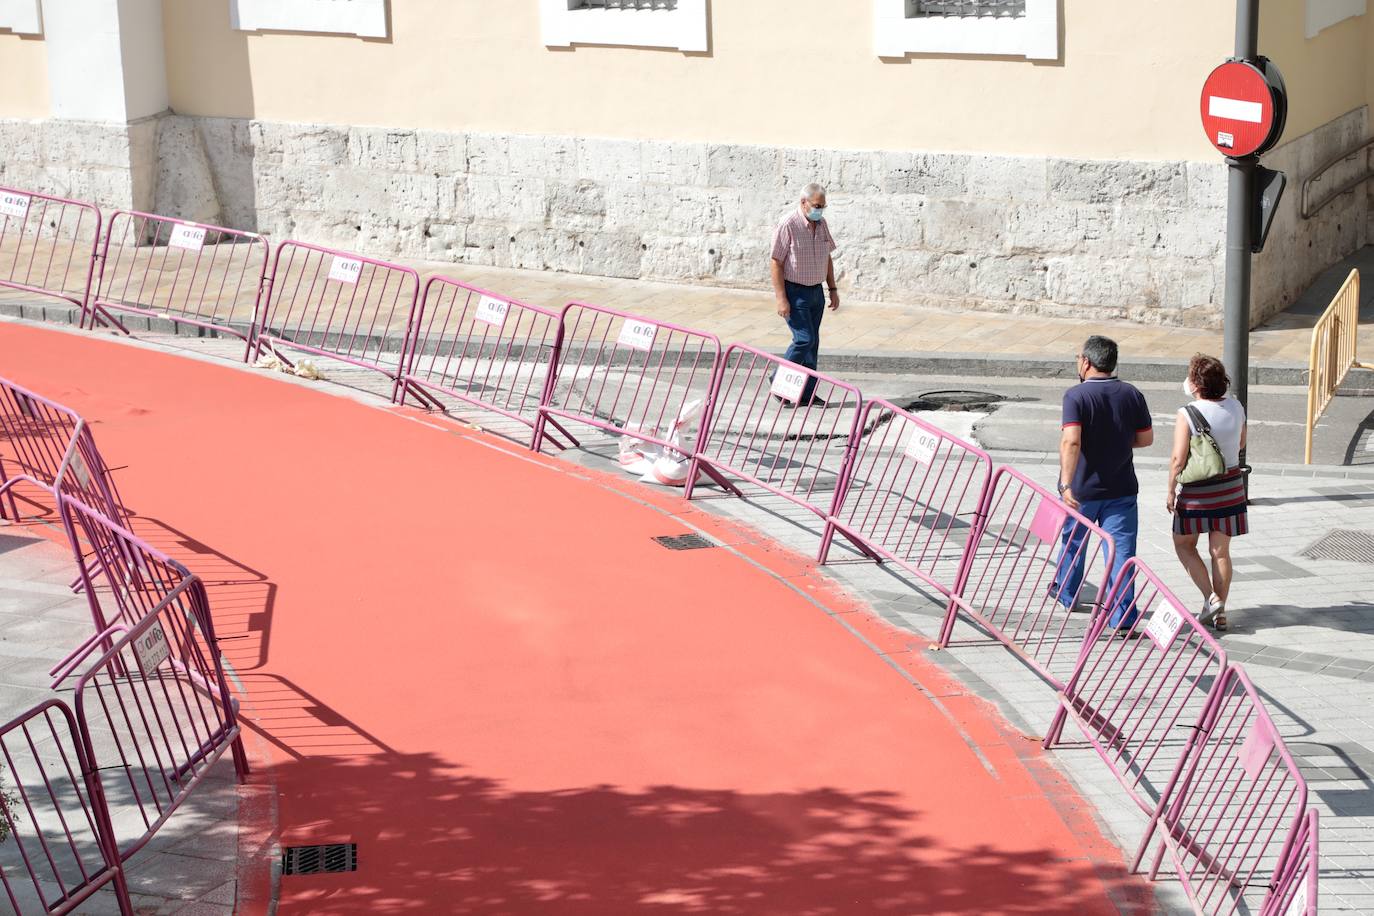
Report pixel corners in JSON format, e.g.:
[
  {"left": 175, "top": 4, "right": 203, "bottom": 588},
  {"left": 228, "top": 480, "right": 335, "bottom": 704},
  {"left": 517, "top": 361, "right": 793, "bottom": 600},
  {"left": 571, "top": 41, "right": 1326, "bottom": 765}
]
[{"left": 847, "top": 373, "right": 1374, "bottom": 469}]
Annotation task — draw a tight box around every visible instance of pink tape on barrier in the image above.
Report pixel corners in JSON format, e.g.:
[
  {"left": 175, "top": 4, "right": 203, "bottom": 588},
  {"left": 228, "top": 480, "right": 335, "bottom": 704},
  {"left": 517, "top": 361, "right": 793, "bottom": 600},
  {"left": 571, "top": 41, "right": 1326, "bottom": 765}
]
[
  {"left": 0, "top": 699, "right": 130, "bottom": 915},
  {"left": 532, "top": 302, "right": 723, "bottom": 465},
  {"left": 1046, "top": 558, "right": 1228, "bottom": 817},
  {"left": 0, "top": 185, "right": 100, "bottom": 312},
  {"left": 1141, "top": 665, "right": 1309, "bottom": 916},
  {"left": 401, "top": 277, "right": 575, "bottom": 447},
  {"left": 820, "top": 397, "right": 993, "bottom": 587},
  {"left": 0, "top": 376, "right": 131, "bottom": 534},
  {"left": 87, "top": 210, "right": 269, "bottom": 344},
  {"left": 687, "top": 344, "right": 866, "bottom": 528},
  {"left": 249, "top": 240, "right": 421, "bottom": 400},
  {"left": 939, "top": 466, "right": 1115, "bottom": 689},
  {"left": 71, "top": 579, "right": 245, "bottom": 866}
]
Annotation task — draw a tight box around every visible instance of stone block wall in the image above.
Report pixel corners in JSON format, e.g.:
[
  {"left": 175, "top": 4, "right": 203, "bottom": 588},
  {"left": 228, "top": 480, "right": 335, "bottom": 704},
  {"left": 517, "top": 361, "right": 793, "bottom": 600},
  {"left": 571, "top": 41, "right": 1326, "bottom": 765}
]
[
  {"left": 0, "top": 117, "right": 158, "bottom": 213},
  {"left": 4, "top": 110, "right": 1366, "bottom": 329},
  {"left": 1253, "top": 106, "right": 1370, "bottom": 324}
]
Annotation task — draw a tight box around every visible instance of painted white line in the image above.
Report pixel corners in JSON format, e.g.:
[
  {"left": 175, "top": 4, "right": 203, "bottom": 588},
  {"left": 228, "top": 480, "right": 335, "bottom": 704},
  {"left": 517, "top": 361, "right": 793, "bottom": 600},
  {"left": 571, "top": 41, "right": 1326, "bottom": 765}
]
[{"left": 1208, "top": 95, "right": 1263, "bottom": 124}]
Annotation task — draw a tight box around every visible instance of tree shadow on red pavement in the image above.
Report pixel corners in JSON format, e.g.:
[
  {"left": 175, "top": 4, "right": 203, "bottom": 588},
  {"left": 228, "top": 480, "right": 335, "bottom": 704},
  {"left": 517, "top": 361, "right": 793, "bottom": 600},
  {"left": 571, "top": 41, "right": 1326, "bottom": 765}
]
[{"left": 257, "top": 750, "right": 1156, "bottom": 916}]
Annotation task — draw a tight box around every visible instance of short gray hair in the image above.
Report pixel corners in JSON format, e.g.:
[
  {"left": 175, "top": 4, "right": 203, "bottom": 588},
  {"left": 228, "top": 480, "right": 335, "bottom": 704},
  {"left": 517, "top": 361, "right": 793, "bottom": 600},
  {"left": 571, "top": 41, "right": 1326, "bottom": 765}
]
[
  {"left": 800, "top": 182, "right": 826, "bottom": 201},
  {"left": 1081, "top": 335, "right": 1119, "bottom": 374}
]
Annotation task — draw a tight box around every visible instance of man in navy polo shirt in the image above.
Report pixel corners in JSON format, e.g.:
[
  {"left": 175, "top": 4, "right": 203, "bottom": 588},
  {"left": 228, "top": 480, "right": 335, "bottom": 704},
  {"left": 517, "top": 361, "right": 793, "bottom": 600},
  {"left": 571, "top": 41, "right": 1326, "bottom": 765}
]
[{"left": 1052, "top": 336, "right": 1154, "bottom": 629}]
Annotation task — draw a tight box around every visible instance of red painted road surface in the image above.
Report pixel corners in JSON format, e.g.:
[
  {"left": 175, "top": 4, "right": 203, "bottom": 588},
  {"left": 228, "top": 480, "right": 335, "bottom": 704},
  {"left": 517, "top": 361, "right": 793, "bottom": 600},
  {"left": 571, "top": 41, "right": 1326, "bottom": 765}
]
[{"left": 3, "top": 322, "right": 1152, "bottom": 914}]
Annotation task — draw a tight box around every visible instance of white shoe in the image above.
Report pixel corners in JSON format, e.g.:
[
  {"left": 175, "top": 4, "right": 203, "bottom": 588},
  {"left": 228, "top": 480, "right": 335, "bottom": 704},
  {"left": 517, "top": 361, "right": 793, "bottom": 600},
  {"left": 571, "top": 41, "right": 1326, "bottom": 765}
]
[{"left": 1198, "top": 594, "right": 1223, "bottom": 625}]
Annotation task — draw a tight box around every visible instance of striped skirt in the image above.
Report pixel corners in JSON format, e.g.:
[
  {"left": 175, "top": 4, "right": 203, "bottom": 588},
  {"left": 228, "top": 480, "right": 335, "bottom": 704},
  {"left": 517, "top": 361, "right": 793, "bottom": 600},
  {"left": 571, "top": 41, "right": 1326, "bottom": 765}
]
[{"left": 1174, "top": 469, "right": 1248, "bottom": 536}]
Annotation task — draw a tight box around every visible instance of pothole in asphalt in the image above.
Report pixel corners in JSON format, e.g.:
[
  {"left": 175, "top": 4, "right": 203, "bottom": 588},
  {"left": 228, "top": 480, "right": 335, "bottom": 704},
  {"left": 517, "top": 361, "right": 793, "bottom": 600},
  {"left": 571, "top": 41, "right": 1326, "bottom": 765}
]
[{"left": 904, "top": 390, "right": 1007, "bottom": 413}]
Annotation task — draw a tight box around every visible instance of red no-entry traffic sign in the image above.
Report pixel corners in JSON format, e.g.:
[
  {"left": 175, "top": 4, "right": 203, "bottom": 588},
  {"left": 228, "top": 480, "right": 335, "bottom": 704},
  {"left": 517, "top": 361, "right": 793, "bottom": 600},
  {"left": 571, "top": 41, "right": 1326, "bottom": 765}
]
[{"left": 1200, "top": 60, "right": 1284, "bottom": 157}]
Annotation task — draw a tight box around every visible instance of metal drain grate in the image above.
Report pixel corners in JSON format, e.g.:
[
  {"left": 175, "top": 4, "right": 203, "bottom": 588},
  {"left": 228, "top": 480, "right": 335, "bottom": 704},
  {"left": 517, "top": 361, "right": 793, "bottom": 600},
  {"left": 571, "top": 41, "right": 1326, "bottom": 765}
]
[
  {"left": 282, "top": 843, "right": 357, "bottom": 876},
  {"left": 1301, "top": 529, "right": 1374, "bottom": 565},
  {"left": 653, "top": 533, "right": 717, "bottom": 551}
]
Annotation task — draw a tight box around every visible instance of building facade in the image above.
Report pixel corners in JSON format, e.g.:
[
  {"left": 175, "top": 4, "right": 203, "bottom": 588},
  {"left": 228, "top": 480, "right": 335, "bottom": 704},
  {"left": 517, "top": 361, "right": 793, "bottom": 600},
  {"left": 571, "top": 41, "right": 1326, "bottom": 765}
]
[{"left": 1, "top": 0, "right": 1371, "bottom": 327}]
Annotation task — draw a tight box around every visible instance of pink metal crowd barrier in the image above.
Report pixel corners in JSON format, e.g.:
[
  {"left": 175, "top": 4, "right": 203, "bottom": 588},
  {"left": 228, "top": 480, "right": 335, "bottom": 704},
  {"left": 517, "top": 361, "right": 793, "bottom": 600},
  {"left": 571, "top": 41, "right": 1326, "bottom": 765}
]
[
  {"left": 1140, "top": 665, "right": 1309, "bottom": 916},
  {"left": 532, "top": 303, "right": 728, "bottom": 486},
  {"left": 0, "top": 377, "right": 131, "bottom": 535},
  {"left": 400, "top": 276, "right": 576, "bottom": 447},
  {"left": 249, "top": 240, "right": 421, "bottom": 400},
  {"left": 1264, "top": 809, "right": 1318, "bottom": 916},
  {"left": 0, "top": 186, "right": 100, "bottom": 313},
  {"left": 686, "top": 345, "right": 871, "bottom": 542},
  {"left": 820, "top": 398, "right": 992, "bottom": 584},
  {"left": 86, "top": 210, "right": 269, "bottom": 343},
  {"left": 938, "top": 466, "right": 1114, "bottom": 689},
  {"left": 0, "top": 699, "right": 130, "bottom": 915},
  {"left": 1046, "top": 559, "right": 1228, "bottom": 817},
  {"left": 59, "top": 579, "right": 246, "bottom": 865}
]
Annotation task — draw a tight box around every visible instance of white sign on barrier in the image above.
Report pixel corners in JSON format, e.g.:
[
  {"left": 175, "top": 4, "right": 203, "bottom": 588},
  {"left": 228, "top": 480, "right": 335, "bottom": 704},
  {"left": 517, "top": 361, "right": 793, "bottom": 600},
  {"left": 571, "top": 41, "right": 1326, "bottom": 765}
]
[
  {"left": 1144, "top": 604, "right": 1185, "bottom": 650},
  {"left": 328, "top": 256, "right": 364, "bottom": 285},
  {"left": 68, "top": 451, "right": 91, "bottom": 489},
  {"left": 770, "top": 366, "right": 808, "bottom": 403},
  {"left": 473, "top": 295, "right": 510, "bottom": 328},
  {"left": 0, "top": 191, "right": 31, "bottom": 220},
  {"left": 617, "top": 319, "right": 657, "bottom": 351},
  {"left": 903, "top": 422, "right": 940, "bottom": 465},
  {"left": 168, "top": 223, "right": 206, "bottom": 252},
  {"left": 1284, "top": 882, "right": 1309, "bottom": 916},
  {"left": 1238, "top": 718, "right": 1276, "bottom": 780},
  {"left": 133, "top": 620, "right": 171, "bottom": 673}
]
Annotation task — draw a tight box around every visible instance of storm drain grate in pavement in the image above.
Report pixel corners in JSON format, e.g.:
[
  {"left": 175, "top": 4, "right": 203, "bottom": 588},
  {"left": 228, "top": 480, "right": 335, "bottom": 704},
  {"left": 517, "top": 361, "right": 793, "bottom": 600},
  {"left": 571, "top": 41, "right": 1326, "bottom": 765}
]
[
  {"left": 1301, "top": 529, "right": 1374, "bottom": 565},
  {"left": 653, "top": 533, "right": 717, "bottom": 551},
  {"left": 282, "top": 843, "right": 357, "bottom": 876}
]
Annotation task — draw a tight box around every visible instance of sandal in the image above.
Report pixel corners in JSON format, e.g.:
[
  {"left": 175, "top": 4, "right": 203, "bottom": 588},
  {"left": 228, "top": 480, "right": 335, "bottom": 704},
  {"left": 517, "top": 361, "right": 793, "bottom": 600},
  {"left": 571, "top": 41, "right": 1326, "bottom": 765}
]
[
  {"left": 1212, "top": 611, "right": 1228, "bottom": 632},
  {"left": 1198, "top": 594, "right": 1223, "bottom": 627}
]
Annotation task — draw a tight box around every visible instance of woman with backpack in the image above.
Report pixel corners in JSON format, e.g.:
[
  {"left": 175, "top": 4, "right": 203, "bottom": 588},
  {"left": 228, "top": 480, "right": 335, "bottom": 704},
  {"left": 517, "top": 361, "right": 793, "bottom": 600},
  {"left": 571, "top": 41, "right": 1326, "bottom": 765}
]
[{"left": 1167, "top": 353, "right": 1248, "bottom": 631}]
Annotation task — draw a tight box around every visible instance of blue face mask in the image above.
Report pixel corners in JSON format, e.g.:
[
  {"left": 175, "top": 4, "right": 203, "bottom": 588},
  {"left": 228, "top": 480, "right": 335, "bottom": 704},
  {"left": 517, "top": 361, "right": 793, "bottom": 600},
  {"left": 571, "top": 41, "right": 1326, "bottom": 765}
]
[{"left": 806, "top": 207, "right": 826, "bottom": 222}]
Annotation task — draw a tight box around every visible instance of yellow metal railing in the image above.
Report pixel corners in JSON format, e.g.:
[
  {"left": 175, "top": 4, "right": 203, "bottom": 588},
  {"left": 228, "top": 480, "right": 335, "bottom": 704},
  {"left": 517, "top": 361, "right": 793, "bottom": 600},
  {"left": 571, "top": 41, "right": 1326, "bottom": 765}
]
[{"left": 1305, "top": 269, "right": 1371, "bottom": 463}]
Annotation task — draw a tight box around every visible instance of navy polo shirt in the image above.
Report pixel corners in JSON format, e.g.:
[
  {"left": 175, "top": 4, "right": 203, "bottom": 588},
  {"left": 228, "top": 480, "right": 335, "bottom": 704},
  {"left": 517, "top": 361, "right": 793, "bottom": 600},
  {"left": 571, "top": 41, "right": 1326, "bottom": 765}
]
[{"left": 1062, "top": 377, "right": 1152, "bottom": 501}]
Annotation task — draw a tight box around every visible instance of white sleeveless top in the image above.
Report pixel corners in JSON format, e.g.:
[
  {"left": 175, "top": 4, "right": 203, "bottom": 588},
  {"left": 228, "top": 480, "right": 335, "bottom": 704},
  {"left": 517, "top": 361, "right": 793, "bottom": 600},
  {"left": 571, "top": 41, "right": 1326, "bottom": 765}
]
[{"left": 1181, "top": 396, "right": 1246, "bottom": 468}]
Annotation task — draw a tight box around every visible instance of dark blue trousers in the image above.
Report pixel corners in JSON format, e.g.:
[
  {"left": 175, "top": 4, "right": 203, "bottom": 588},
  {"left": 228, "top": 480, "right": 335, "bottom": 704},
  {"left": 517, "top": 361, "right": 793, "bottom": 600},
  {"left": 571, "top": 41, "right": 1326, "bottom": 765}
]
[{"left": 782, "top": 280, "right": 825, "bottom": 403}]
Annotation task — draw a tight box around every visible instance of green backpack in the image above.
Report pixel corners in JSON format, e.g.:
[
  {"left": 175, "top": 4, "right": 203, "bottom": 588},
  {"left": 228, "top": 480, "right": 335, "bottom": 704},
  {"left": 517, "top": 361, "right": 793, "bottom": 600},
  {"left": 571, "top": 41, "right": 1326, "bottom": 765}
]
[{"left": 1179, "top": 405, "right": 1226, "bottom": 484}]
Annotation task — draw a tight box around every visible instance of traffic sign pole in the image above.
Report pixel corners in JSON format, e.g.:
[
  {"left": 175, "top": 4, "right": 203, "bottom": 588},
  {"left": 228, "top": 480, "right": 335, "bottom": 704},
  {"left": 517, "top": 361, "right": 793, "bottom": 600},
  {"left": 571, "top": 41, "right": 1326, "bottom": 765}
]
[{"left": 1223, "top": 0, "right": 1260, "bottom": 411}]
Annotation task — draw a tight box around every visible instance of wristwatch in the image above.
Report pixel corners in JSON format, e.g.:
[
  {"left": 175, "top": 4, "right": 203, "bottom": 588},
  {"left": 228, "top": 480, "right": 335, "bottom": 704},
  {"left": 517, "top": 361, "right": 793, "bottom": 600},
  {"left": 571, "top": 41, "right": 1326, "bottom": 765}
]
[{"left": 1056, "top": 481, "right": 1068, "bottom": 495}]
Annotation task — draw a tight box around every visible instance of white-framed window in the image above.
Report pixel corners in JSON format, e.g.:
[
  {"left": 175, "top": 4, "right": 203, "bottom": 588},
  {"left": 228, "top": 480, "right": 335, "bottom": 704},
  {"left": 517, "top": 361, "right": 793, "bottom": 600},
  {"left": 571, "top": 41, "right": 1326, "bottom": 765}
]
[
  {"left": 1306, "top": 0, "right": 1365, "bottom": 38},
  {"left": 0, "top": 0, "right": 42, "bottom": 35},
  {"left": 873, "top": 0, "right": 1058, "bottom": 60},
  {"left": 230, "top": 0, "right": 389, "bottom": 39},
  {"left": 540, "top": 0, "right": 708, "bottom": 52}
]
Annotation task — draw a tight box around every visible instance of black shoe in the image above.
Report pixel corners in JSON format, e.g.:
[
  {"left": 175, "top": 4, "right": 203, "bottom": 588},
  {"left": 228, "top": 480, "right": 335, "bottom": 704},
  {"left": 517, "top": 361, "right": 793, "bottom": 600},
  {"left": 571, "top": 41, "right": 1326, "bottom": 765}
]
[
  {"left": 798, "top": 396, "right": 827, "bottom": 408},
  {"left": 776, "top": 397, "right": 797, "bottom": 409}
]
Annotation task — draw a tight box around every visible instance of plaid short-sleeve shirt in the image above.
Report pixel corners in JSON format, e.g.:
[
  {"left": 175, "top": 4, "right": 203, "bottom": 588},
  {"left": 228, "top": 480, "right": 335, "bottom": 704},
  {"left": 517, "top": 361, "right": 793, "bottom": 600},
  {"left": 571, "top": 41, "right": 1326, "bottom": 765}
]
[{"left": 771, "top": 208, "right": 837, "bottom": 287}]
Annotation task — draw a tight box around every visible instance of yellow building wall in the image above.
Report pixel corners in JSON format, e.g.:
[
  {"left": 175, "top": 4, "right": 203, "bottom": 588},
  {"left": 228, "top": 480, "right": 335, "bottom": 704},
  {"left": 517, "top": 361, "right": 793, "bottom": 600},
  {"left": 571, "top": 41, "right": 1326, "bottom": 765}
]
[
  {"left": 0, "top": 33, "right": 49, "bottom": 119},
  {"left": 1259, "top": 0, "right": 1369, "bottom": 145},
  {"left": 163, "top": 0, "right": 1237, "bottom": 161}
]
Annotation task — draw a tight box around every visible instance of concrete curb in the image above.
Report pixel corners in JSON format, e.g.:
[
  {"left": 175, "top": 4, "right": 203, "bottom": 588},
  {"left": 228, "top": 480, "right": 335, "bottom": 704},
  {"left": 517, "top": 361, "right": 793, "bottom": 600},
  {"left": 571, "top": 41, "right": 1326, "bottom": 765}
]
[
  {"left": 988, "top": 449, "right": 1374, "bottom": 481},
  {"left": 0, "top": 298, "right": 1350, "bottom": 389}
]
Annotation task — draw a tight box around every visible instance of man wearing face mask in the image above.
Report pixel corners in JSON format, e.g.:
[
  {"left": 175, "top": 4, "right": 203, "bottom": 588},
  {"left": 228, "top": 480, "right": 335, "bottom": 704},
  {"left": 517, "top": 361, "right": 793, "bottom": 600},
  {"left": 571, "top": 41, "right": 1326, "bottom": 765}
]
[
  {"left": 1052, "top": 335, "right": 1154, "bottom": 631},
  {"left": 769, "top": 183, "right": 839, "bottom": 407}
]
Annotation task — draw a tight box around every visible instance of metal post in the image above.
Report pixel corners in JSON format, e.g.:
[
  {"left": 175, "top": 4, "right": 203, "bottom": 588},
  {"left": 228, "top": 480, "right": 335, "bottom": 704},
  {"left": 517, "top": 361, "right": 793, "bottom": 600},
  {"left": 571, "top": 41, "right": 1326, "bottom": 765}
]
[
  {"left": 1223, "top": 161, "right": 1255, "bottom": 409},
  {"left": 1225, "top": 0, "right": 1261, "bottom": 491},
  {"left": 1223, "top": 0, "right": 1260, "bottom": 411}
]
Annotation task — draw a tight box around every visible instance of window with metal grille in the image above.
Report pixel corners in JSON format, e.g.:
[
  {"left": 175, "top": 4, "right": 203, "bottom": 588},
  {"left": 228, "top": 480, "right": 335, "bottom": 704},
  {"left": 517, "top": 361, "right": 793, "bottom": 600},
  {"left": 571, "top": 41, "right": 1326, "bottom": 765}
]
[
  {"left": 542, "top": 0, "right": 705, "bottom": 51},
  {"left": 908, "top": 0, "right": 1026, "bottom": 18},
  {"left": 875, "top": 0, "right": 1056, "bottom": 59},
  {"left": 572, "top": 1, "right": 679, "bottom": 9}
]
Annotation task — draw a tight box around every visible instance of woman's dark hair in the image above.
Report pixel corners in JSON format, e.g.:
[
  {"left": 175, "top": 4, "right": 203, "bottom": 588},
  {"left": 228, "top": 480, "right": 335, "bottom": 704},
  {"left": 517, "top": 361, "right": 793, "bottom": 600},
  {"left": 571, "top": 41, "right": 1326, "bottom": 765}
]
[{"left": 1188, "top": 353, "right": 1230, "bottom": 400}]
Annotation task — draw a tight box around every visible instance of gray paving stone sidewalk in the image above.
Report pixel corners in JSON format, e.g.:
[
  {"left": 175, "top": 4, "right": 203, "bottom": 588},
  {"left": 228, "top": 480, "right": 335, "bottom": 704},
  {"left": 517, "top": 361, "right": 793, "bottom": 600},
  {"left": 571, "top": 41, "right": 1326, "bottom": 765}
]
[
  {"left": 7, "top": 314, "right": 1374, "bottom": 912},
  {"left": 0, "top": 526, "right": 245, "bottom": 915}
]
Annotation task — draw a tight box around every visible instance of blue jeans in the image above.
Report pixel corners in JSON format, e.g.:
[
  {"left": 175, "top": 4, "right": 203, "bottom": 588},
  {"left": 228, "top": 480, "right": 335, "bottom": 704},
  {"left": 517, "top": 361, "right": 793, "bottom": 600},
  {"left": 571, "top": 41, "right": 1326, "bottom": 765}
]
[
  {"left": 1050, "top": 494, "right": 1139, "bottom": 627},
  {"left": 782, "top": 280, "right": 825, "bottom": 403}
]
